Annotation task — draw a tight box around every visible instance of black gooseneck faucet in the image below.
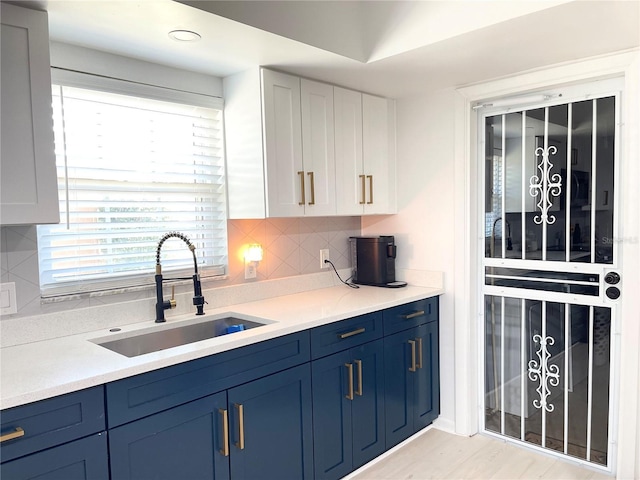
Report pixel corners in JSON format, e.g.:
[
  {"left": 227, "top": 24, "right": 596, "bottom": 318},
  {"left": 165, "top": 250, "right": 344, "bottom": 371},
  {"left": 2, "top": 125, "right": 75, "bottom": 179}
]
[{"left": 155, "top": 232, "right": 206, "bottom": 323}]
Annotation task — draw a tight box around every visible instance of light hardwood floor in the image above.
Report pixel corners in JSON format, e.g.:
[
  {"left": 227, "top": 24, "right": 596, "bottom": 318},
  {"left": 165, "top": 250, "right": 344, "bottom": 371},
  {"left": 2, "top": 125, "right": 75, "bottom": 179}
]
[{"left": 348, "top": 428, "right": 614, "bottom": 480}]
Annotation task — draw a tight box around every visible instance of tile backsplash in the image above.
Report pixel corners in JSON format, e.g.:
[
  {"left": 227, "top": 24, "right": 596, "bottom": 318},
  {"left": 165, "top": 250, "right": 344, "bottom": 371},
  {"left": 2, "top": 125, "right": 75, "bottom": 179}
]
[{"left": 0, "top": 217, "right": 360, "bottom": 319}]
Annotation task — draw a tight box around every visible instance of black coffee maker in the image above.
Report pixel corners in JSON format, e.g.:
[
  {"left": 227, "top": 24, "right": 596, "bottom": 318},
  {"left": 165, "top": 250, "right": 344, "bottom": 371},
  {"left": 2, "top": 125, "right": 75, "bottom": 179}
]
[{"left": 349, "top": 236, "right": 407, "bottom": 288}]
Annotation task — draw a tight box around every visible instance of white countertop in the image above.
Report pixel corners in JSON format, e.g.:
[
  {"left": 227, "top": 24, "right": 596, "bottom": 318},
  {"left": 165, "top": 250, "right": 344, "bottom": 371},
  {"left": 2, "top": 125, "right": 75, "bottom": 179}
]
[{"left": 1, "top": 284, "right": 442, "bottom": 410}]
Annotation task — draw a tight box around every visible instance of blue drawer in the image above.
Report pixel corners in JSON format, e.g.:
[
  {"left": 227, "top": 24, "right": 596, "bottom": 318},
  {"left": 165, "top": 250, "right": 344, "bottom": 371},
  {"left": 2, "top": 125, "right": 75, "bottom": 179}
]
[
  {"left": 0, "top": 386, "right": 105, "bottom": 463},
  {"left": 310, "top": 311, "right": 383, "bottom": 360},
  {"left": 0, "top": 432, "right": 108, "bottom": 480},
  {"left": 106, "top": 331, "right": 310, "bottom": 427},
  {"left": 383, "top": 297, "right": 438, "bottom": 336}
]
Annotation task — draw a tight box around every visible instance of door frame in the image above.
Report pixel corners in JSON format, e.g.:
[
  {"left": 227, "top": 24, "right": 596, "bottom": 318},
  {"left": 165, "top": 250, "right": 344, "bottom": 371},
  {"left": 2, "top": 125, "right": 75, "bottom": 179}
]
[{"left": 452, "top": 50, "right": 640, "bottom": 478}]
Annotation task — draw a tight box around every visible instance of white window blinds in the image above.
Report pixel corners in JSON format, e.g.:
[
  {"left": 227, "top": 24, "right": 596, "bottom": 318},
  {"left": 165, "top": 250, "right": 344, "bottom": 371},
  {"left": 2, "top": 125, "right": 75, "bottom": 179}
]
[{"left": 37, "top": 83, "right": 227, "bottom": 297}]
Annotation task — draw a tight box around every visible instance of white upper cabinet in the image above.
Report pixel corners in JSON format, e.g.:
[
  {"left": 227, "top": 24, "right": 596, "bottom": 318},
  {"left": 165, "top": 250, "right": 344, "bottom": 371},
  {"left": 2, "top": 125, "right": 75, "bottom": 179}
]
[
  {"left": 261, "top": 69, "right": 304, "bottom": 217},
  {"left": 1, "top": 4, "right": 59, "bottom": 225},
  {"left": 335, "top": 88, "right": 397, "bottom": 215},
  {"left": 300, "top": 79, "right": 336, "bottom": 216},
  {"left": 334, "top": 87, "right": 364, "bottom": 215},
  {"left": 224, "top": 68, "right": 394, "bottom": 218}
]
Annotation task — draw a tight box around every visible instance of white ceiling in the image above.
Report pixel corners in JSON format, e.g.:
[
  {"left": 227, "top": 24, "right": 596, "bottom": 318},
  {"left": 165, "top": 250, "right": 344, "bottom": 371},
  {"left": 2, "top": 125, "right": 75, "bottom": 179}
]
[{"left": 18, "top": 0, "right": 640, "bottom": 98}]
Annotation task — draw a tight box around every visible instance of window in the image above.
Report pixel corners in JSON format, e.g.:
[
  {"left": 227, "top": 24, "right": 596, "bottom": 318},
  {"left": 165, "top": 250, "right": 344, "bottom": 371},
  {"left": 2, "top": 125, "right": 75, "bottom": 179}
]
[{"left": 37, "top": 72, "right": 227, "bottom": 297}]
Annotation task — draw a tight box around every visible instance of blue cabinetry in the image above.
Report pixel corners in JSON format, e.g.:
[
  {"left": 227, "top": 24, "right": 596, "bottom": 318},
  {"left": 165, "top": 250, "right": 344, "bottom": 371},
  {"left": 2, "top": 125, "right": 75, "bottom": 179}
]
[
  {"left": 311, "top": 312, "right": 385, "bottom": 480},
  {"left": 107, "top": 332, "right": 313, "bottom": 480},
  {"left": 0, "top": 387, "right": 107, "bottom": 480},
  {"left": 109, "top": 392, "right": 229, "bottom": 480},
  {"left": 1, "top": 296, "right": 440, "bottom": 480},
  {"left": 227, "top": 363, "right": 313, "bottom": 480},
  {"left": 383, "top": 298, "right": 440, "bottom": 449}
]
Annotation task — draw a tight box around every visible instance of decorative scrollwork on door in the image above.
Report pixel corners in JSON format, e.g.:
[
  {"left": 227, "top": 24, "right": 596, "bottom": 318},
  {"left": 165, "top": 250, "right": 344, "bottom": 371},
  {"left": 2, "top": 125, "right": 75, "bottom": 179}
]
[
  {"left": 528, "top": 333, "right": 561, "bottom": 412},
  {"left": 529, "top": 145, "right": 562, "bottom": 226}
]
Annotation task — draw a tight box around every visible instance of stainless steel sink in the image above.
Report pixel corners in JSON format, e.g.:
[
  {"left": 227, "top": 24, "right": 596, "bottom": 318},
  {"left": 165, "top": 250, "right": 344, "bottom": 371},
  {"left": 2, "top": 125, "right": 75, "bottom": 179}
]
[{"left": 93, "top": 315, "right": 270, "bottom": 358}]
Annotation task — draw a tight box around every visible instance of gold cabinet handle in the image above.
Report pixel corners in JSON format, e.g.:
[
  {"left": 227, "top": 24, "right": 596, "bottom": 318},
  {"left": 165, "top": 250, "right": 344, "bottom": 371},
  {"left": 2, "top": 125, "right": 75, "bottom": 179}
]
[
  {"left": 408, "top": 340, "right": 417, "bottom": 372},
  {"left": 218, "top": 408, "right": 229, "bottom": 457},
  {"left": 367, "top": 175, "right": 373, "bottom": 204},
  {"left": 339, "top": 327, "right": 365, "bottom": 339},
  {"left": 0, "top": 427, "right": 24, "bottom": 443},
  {"left": 345, "top": 363, "right": 354, "bottom": 400},
  {"left": 234, "top": 403, "right": 245, "bottom": 450},
  {"left": 416, "top": 337, "right": 423, "bottom": 370},
  {"left": 359, "top": 175, "right": 366, "bottom": 204},
  {"left": 354, "top": 359, "right": 363, "bottom": 396},
  {"left": 307, "top": 171, "right": 315, "bottom": 205},
  {"left": 403, "top": 310, "right": 425, "bottom": 320},
  {"left": 298, "top": 171, "right": 306, "bottom": 205}
]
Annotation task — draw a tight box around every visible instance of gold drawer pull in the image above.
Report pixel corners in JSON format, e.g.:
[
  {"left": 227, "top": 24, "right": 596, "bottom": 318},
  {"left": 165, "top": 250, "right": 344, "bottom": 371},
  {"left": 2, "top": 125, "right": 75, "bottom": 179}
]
[
  {"left": 403, "top": 310, "right": 425, "bottom": 320},
  {"left": 408, "top": 340, "right": 417, "bottom": 372},
  {"left": 416, "top": 337, "right": 423, "bottom": 369},
  {"left": 0, "top": 427, "right": 25, "bottom": 443},
  {"left": 218, "top": 408, "right": 229, "bottom": 457},
  {"left": 307, "top": 171, "right": 315, "bottom": 205},
  {"left": 298, "top": 171, "right": 306, "bottom": 205},
  {"left": 367, "top": 175, "right": 373, "bottom": 204},
  {"left": 234, "top": 403, "right": 245, "bottom": 450},
  {"left": 339, "top": 327, "right": 365, "bottom": 339},
  {"left": 345, "top": 363, "right": 354, "bottom": 400},
  {"left": 359, "top": 175, "right": 366, "bottom": 204},
  {"left": 355, "top": 359, "right": 363, "bottom": 396}
]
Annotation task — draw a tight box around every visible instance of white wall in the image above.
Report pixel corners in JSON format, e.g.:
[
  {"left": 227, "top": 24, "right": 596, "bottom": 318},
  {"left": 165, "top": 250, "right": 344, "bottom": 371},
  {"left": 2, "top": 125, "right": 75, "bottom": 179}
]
[{"left": 362, "top": 87, "right": 457, "bottom": 431}]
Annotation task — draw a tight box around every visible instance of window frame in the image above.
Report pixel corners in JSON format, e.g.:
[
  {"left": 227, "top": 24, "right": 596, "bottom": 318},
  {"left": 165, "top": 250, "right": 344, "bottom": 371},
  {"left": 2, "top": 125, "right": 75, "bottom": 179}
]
[{"left": 37, "top": 68, "right": 228, "bottom": 298}]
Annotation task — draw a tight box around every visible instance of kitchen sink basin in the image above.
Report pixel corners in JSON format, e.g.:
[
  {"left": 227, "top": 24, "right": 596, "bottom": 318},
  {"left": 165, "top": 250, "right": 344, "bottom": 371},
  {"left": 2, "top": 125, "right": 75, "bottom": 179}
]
[{"left": 93, "top": 315, "right": 270, "bottom": 358}]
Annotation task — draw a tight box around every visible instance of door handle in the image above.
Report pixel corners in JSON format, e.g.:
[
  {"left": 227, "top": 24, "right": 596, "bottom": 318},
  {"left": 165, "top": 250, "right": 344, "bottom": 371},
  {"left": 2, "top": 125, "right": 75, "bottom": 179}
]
[
  {"left": 234, "top": 403, "right": 245, "bottom": 450},
  {"left": 218, "top": 408, "right": 229, "bottom": 457},
  {"left": 345, "top": 363, "right": 354, "bottom": 400},
  {"left": 416, "top": 337, "right": 423, "bottom": 369},
  {"left": 408, "top": 340, "right": 417, "bottom": 372},
  {"left": 307, "top": 171, "right": 315, "bottom": 205},
  {"left": 359, "top": 175, "right": 366, "bottom": 204},
  {"left": 0, "top": 427, "right": 24, "bottom": 443},
  {"left": 354, "top": 359, "right": 363, "bottom": 396},
  {"left": 339, "top": 327, "right": 365, "bottom": 339},
  {"left": 367, "top": 175, "right": 373, "bottom": 204},
  {"left": 298, "top": 171, "right": 306, "bottom": 205}
]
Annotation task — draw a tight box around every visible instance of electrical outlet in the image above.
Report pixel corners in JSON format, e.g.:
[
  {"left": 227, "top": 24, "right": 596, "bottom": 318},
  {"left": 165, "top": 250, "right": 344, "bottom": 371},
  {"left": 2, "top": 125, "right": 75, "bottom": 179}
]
[
  {"left": 320, "top": 249, "right": 330, "bottom": 269},
  {"left": 244, "top": 262, "right": 257, "bottom": 279},
  {"left": 0, "top": 282, "right": 17, "bottom": 315}
]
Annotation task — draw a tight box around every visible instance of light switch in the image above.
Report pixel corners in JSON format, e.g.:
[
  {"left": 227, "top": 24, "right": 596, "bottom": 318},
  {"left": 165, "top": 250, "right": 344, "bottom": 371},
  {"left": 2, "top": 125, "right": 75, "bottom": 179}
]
[{"left": 0, "top": 282, "right": 17, "bottom": 315}]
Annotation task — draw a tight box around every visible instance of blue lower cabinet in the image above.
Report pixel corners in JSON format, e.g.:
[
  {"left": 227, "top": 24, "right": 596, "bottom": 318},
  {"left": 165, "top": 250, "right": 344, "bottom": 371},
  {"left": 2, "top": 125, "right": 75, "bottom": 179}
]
[
  {"left": 384, "top": 321, "right": 439, "bottom": 449},
  {"left": 109, "top": 364, "right": 313, "bottom": 480},
  {"left": 312, "top": 339, "right": 385, "bottom": 480},
  {"left": 0, "top": 432, "right": 108, "bottom": 480},
  {"left": 227, "top": 363, "right": 314, "bottom": 480},
  {"left": 109, "top": 391, "right": 229, "bottom": 480}
]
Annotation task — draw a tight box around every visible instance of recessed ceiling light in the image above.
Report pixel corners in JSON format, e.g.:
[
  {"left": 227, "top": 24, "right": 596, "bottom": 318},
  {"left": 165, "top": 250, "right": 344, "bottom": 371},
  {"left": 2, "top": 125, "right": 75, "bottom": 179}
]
[{"left": 168, "top": 30, "right": 201, "bottom": 42}]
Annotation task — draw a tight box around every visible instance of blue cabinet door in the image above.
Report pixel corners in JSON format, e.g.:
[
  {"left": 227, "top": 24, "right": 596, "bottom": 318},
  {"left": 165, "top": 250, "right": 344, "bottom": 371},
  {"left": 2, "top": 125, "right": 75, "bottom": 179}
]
[
  {"left": 312, "top": 340, "right": 385, "bottom": 480},
  {"left": 384, "top": 323, "right": 440, "bottom": 449},
  {"left": 227, "top": 363, "right": 313, "bottom": 480},
  {"left": 0, "top": 432, "right": 108, "bottom": 480},
  {"left": 109, "top": 391, "right": 230, "bottom": 480},
  {"left": 351, "top": 339, "right": 385, "bottom": 469},
  {"left": 311, "top": 349, "right": 353, "bottom": 480},
  {"left": 414, "top": 321, "right": 440, "bottom": 431},
  {"left": 383, "top": 327, "right": 415, "bottom": 449}
]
